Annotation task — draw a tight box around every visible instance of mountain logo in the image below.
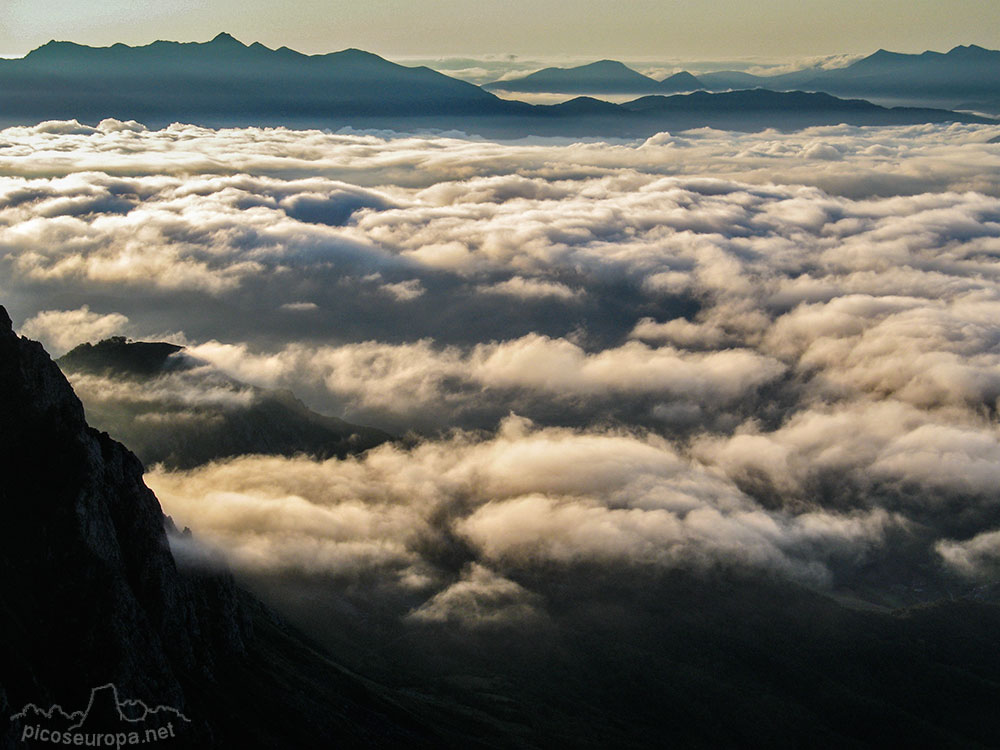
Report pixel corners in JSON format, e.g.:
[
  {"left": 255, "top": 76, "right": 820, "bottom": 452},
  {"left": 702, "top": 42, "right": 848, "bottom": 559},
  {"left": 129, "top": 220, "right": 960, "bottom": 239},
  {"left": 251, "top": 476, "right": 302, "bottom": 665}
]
[{"left": 10, "top": 684, "right": 190, "bottom": 747}]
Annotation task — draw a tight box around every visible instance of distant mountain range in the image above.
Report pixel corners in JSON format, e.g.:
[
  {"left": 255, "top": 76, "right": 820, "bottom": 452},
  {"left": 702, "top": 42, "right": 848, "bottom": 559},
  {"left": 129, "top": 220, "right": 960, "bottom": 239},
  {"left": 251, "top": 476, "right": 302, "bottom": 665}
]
[
  {"left": 57, "top": 336, "right": 392, "bottom": 469},
  {"left": 483, "top": 60, "right": 703, "bottom": 95},
  {"left": 702, "top": 45, "right": 1000, "bottom": 108},
  {"left": 0, "top": 34, "right": 994, "bottom": 135},
  {"left": 549, "top": 89, "right": 994, "bottom": 133},
  {"left": 488, "top": 45, "right": 1000, "bottom": 112},
  {"left": 0, "top": 32, "right": 509, "bottom": 121}
]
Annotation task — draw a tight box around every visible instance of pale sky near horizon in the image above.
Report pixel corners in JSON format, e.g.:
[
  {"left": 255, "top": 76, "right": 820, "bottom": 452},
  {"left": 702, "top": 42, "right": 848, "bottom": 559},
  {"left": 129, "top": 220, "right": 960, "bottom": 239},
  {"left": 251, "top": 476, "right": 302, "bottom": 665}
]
[{"left": 1, "top": 0, "right": 998, "bottom": 60}]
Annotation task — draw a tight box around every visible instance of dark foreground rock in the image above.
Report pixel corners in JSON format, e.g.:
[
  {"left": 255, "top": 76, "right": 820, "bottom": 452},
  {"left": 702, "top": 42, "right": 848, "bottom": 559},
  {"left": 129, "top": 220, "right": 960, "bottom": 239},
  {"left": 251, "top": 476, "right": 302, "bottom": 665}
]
[{"left": 0, "top": 305, "right": 441, "bottom": 749}]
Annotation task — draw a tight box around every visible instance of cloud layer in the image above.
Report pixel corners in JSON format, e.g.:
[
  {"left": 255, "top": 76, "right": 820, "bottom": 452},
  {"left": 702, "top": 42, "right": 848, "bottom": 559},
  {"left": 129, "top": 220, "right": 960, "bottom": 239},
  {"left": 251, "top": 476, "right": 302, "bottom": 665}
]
[
  {"left": 3, "top": 118, "right": 1000, "bottom": 615},
  {"left": 147, "top": 417, "right": 899, "bottom": 629}
]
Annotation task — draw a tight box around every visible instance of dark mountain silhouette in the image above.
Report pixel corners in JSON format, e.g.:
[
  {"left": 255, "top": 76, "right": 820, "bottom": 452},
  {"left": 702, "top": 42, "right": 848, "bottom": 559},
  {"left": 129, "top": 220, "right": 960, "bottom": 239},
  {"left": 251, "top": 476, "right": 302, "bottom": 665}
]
[
  {"left": 658, "top": 70, "right": 702, "bottom": 93},
  {"left": 59, "top": 338, "right": 186, "bottom": 377},
  {"left": 623, "top": 88, "right": 887, "bottom": 115},
  {"left": 547, "top": 95, "right": 624, "bottom": 115},
  {"left": 0, "top": 305, "right": 443, "bottom": 749},
  {"left": 802, "top": 44, "right": 1000, "bottom": 108},
  {"left": 483, "top": 59, "right": 665, "bottom": 94},
  {"left": 694, "top": 69, "right": 765, "bottom": 90},
  {"left": 698, "top": 44, "right": 1000, "bottom": 111},
  {"left": 609, "top": 89, "right": 992, "bottom": 132},
  {"left": 485, "top": 62, "right": 705, "bottom": 95},
  {"left": 482, "top": 88, "right": 990, "bottom": 137},
  {"left": 57, "top": 337, "right": 392, "bottom": 469},
  {"left": 0, "top": 32, "right": 514, "bottom": 124},
  {"left": 0, "top": 34, "right": 991, "bottom": 136}
]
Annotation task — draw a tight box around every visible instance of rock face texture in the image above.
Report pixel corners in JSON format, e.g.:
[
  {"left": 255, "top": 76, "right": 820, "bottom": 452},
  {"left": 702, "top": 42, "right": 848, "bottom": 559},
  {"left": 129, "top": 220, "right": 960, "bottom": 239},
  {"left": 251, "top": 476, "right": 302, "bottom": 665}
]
[{"left": 0, "top": 306, "right": 437, "bottom": 749}]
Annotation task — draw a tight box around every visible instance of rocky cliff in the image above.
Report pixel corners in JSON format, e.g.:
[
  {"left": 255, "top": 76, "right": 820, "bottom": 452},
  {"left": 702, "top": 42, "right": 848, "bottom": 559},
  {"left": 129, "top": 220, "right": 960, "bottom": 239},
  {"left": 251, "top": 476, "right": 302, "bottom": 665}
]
[{"left": 0, "top": 305, "right": 439, "bottom": 749}]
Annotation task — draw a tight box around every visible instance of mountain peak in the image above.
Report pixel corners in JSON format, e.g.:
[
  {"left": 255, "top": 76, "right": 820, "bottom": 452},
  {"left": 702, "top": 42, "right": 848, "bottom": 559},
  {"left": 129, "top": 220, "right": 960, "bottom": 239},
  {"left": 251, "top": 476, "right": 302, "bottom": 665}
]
[
  {"left": 208, "top": 32, "right": 245, "bottom": 47},
  {"left": 586, "top": 59, "right": 630, "bottom": 70},
  {"left": 945, "top": 43, "right": 996, "bottom": 58},
  {"left": 24, "top": 39, "right": 85, "bottom": 59},
  {"left": 332, "top": 47, "right": 385, "bottom": 60},
  {"left": 484, "top": 58, "right": 662, "bottom": 94},
  {"left": 659, "top": 70, "right": 703, "bottom": 93},
  {"left": 59, "top": 338, "right": 187, "bottom": 377},
  {"left": 847, "top": 47, "right": 912, "bottom": 69},
  {"left": 869, "top": 48, "right": 899, "bottom": 59}
]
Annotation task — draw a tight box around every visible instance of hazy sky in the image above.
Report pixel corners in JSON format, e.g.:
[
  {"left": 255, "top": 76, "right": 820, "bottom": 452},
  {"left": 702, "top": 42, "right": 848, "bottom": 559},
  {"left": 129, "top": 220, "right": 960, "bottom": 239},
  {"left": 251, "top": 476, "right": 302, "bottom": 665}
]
[{"left": 2, "top": 0, "right": 999, "bottom": 60}]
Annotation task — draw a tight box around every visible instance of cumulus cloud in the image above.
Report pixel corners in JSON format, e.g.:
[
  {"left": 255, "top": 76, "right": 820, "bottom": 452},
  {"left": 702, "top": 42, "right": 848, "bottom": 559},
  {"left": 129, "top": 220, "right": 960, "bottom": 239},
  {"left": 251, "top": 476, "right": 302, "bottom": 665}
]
[
  {"left": 456, "top": 493, "right": 892, "bottom": 582},
  {"left": 406, "top": 563, "right": 547, "bottom": 628},
  {"left": 0, "top": 119, "right": 996, "bottom": 194},
  {"left": 182, "top": 334, "right": 784, "bottom": 431},
  {"left": 380, "top": 278, "right": 425, "bottom": 301},
  {"left": 146, "top": 418, "right": 898, "bottom": 622},
  {"left": 279, "top": 301, "right": 319, "bottom": 312},
  {"left": 68, "top": 366, "right": 258, "bottom": 411},
  {"left": 694, "top": 399, "right": 1000, "bottom": 519},
  {"left": 937, "top": 530, "right": 1000, "bottom": 579},
  {"left": 21, "top": 306, "right": 130, "bottom": 355},
  {"left": 477, "top": 276, "right": 581, "bottom": 300},
  {"left": 630, "top": 316, "right": 736, "bottom": 349}
]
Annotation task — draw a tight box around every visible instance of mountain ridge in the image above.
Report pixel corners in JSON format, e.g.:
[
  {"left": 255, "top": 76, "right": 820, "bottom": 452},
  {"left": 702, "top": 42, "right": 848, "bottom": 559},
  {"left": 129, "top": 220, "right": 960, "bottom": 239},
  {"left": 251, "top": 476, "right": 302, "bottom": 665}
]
[
  {"left": 483, "top": 60, "right": 704, "bottom": 94},
  {"left": 698, "top": 43, "right": 1000, "bottom": 109},
  {"left": 0, "top": 35, "right": 993, "bottom": 135},
  {"left": 484, "top": 44, "right": 1000, "bottom": 112},
  {"left": 0, "top": 32, "right": 512, "bottom": 122}
]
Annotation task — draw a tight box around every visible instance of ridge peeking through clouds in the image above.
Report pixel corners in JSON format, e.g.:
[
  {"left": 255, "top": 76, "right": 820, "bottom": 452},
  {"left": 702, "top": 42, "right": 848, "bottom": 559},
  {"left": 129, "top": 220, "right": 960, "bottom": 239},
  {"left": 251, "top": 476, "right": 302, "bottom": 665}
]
[
  {"left": 485, "top": 44, "right": 1000, "bottom": 113},
  {"left": 0, "top": 34, "right": 993, "bottom": 135}
]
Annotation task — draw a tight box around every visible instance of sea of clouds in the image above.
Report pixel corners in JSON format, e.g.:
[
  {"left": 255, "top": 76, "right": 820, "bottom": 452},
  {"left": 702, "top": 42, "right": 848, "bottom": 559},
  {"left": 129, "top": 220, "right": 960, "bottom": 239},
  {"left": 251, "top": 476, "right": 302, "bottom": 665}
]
[{"left": 4, "top": 119, "right": 1000, "bottom": 628}]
